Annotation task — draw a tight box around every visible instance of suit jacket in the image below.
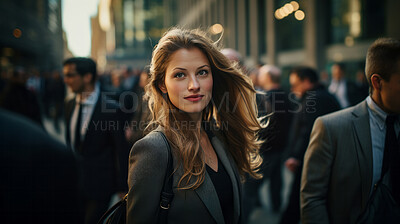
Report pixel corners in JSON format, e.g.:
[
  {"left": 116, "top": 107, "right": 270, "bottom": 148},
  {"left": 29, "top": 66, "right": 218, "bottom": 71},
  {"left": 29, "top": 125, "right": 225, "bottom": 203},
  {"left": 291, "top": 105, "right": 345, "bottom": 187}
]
[
  {"left": 65, "top": 94, "right": 130, "bottom": 200},
  {"left": 127, "top": 128, "right": 243, "bottom": 224},
  {"left": 258, "top": 88, "right": 292, "bottom": 155},
  {"left": 0, "top": 109, "right": 80, "bottom": 224},
  {"left": 301, "top": 100, "right": 372, "bottom": 224},
  {"left": 288, "top": 84, "right": 341, "bottom": 161}
]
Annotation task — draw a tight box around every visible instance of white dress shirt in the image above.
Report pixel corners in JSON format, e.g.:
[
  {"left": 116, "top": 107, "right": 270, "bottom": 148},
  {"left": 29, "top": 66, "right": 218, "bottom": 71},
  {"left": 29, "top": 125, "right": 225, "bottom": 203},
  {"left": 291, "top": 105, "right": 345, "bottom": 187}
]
[{"left": 329, "top": 79, "right": 349, "bottom": 108}]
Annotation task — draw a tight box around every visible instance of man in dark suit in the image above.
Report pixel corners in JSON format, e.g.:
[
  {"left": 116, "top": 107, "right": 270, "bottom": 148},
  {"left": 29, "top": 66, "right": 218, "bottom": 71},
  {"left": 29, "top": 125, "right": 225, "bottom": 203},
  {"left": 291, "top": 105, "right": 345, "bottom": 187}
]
[
  {"left": 259, "top": 65, "right": 293, "bottom": 212},
  {"left": 328, "top": 62, "right": 367, "bottom": 108},
  {"left": 280, "top": 66, "right": 340, "bottom": 224},
  {"left": 243, "top": 65, "right": 292, "bottom": 221},
  {"left": 63, "top": 57, "right": 130, "bottom": 224},
  {"left": 301, "top": 38, "right": 400, "bottom": 223},
  {"left": 0, "top": 109, "right": 80, "bottom": 224}
]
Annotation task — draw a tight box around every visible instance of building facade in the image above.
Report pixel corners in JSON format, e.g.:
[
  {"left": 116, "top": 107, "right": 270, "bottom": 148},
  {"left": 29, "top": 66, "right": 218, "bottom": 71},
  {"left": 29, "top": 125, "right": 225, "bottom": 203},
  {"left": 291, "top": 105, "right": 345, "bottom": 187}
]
[
  {"left": 92, "top": 0, "right": 400, "bottom": 79},
  {"left": 164, "top": 0, "right": 399, "bottom": 79},
  {"left": 0, "top": 0, "right": 64, "bottom": 74},
  {"left": 93, "top": 0, "right": 165, "bottom": 71}
]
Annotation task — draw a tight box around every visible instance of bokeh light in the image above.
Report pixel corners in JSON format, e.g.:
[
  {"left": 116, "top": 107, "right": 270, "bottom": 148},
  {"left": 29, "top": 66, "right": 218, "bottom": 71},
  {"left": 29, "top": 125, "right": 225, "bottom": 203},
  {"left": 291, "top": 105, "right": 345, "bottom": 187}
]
[
  {"left": 210, "top": 23, "right": 224, "bottom": 34},
  {"left": 13, "top": 28, "right": 22, "bottom": 38},
  {"left": 295, "top": 10, "right": 305, "bottom": 20}
]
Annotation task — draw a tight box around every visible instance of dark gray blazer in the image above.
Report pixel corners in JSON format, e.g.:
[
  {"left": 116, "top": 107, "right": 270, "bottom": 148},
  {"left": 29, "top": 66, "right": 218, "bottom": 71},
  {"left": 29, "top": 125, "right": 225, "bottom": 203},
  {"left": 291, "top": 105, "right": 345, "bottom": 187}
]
[
  {"left": 301, "top": 100, "right": 373, "bottom": 224},
  {"left": 127, "top": 128, "right": 243, "bottom": 224}
]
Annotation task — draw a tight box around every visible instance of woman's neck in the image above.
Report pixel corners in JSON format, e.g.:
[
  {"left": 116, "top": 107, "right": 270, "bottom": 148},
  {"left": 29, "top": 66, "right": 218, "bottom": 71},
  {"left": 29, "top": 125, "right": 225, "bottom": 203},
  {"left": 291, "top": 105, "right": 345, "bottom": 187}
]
[{"left": 187, "top": 112, "right": 202, "bottom": 131}]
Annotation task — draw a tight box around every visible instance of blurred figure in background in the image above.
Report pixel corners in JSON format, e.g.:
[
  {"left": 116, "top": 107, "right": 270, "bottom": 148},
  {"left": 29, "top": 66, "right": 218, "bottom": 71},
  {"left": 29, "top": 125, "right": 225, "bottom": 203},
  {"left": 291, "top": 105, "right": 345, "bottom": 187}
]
[
  {"left": 355, "top": 65, "right": 369, "bottom": 97},
  {"left": 248, "top": 67, "right": 261, "bottom": 90},
  {"left": 121, "top": 66, "right": 139, "bottom": 92},
  {"left": 280, "top": 66, "right": 340, "bottom": 224},
  {"left": 119, "top": 67, "right": 141, "bottom": 122},
  {"left": 0, "top": 109, "right": 80, "bottom": 224},
  {"left": 328, "top": 63, "right": 365, "bottom": 108},
  {"left": 221, "top": 48, "right": 242, "bottom": 64},
  {"left": 257, "top": 65, "right": 292, "bottom": 213},
  {"left": 243, "top": 64, "right": 293, "bottom": 221},
  {"left": 124, "top": 66, "right": 152, "bottom": 146},
  {"left": 63, "top": 57, "right": 130, "bottom": 224},
  {"left": 45, "top": 70, "right": 66, "bottom": 132},
  {"left": 0, "top": 66, "right": 43, "bottom": 127},
  {"left": 221, "top": 48, "right": 268, "bottom": 222}
]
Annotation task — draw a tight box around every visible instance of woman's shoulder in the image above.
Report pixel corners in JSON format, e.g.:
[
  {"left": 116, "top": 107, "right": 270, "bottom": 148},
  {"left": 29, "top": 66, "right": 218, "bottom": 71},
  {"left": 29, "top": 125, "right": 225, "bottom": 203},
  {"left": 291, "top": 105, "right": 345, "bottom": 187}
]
[
  {"left": 130, "top": 130, "right": 169, "bottom": 158},
  {"left": 127, "top": 130, "right": 171, "bottom": 191}
]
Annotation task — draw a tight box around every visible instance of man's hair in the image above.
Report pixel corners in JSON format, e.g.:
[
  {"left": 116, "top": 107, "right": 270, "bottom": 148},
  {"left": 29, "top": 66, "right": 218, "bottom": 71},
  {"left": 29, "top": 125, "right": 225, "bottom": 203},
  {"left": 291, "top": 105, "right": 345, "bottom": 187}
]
[
  {"left": 63, "top": 57, "right": 97, "bottom": 83},
  {"left": 290, "top": 66, "right": 319, "bottom": 84},
  {"left": 259, "top": 64, "right": 282, "bottom": 84},
  {"left": 333, "top": 62, "right": 346, "bottom": 71},
  {"left": 365, "top": 38, "right": 400, "bottom": 92}
]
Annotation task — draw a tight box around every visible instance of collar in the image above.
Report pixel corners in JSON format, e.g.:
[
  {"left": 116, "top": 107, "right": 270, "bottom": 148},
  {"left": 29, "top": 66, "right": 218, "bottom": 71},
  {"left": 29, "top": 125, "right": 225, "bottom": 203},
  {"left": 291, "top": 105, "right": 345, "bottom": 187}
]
[
  {"left": 334, "top": 79, "right": 346, "bottom": 84},
  {"left": 367, "top": 96, "right": 389, "bottom": 130}
]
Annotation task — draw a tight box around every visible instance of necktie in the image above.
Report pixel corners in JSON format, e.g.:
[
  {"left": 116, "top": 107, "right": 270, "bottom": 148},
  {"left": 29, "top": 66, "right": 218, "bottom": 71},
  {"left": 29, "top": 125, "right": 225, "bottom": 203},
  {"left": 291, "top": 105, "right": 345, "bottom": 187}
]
[
  {"left": 382, "top": 115, "right": 400, "bottom": 203},
  {"left": 74, "top": 102, "right": 83, "bottom": 152}
]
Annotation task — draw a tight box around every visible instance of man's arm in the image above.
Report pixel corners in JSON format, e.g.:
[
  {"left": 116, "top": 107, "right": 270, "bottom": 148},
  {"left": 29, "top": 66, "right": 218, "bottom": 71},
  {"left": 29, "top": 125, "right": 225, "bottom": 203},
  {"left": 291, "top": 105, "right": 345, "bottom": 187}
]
[{"left": 301, "top": 117, "right": 334, "bottom": 224}]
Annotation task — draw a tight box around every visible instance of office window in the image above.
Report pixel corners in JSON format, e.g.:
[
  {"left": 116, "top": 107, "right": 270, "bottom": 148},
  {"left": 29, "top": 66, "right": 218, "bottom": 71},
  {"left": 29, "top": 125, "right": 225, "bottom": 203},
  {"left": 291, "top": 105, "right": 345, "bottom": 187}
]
[{"left": 329, "top": 0, "right": 384, "bottom": 44}]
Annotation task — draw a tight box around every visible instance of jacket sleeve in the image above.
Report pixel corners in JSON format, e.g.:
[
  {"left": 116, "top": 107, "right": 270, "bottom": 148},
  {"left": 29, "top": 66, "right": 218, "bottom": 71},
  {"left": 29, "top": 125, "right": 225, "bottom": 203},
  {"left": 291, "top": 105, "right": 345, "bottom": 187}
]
[
  {"left": 300, "top": 117, "right": 333, "bottom": 224},
  {"left": 289, "top": 110, "right": 319, "bottom": 161},
  {"left": 126, "top": 132, "right": 169, "bottom": 224}
]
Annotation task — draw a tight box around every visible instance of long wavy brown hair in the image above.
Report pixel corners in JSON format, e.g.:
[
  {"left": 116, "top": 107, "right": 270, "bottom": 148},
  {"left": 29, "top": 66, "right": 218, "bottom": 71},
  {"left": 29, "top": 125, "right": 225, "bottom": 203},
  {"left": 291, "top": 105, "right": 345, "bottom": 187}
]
[{"left": 145, "top": 27, "right": 263, "bottom": 190}]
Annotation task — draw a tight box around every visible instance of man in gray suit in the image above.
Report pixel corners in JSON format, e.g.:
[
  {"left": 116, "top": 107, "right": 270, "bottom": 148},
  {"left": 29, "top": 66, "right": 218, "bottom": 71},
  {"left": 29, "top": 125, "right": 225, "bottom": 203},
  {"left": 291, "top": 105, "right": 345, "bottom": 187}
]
[{"left": 301, "top": 38, "right": 400, "bottom": 223}]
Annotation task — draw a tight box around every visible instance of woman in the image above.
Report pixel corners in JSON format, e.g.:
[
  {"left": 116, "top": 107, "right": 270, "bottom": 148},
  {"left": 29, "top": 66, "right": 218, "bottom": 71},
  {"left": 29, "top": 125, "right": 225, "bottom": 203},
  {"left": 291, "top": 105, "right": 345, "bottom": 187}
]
[{"left": 127, "top": 28, "right": 263, "bottom": 224}]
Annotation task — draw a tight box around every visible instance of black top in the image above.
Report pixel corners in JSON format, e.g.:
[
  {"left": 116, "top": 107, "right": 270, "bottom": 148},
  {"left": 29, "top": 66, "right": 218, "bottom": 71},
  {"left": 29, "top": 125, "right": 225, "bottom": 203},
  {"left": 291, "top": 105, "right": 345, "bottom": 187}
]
[{"left": 206, "top": 156, "right": 234, "bottom": 224}]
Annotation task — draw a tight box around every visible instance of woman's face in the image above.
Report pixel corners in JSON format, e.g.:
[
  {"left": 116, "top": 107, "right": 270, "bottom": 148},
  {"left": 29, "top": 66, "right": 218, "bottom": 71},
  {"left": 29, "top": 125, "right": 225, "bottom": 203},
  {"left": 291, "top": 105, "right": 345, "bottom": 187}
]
[{"left": 161, "top": 47, "right": 213, "bottom": 115}]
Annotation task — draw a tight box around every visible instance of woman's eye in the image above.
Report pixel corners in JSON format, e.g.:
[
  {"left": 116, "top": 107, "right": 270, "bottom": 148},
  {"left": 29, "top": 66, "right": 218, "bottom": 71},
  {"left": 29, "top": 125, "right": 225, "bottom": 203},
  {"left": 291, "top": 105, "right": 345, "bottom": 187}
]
[
  {"left": 174, "top": 72, "right": 185, "bottom": 78},
  {"left": 198, "top": 70, "right": 209, "bottom": 76}
]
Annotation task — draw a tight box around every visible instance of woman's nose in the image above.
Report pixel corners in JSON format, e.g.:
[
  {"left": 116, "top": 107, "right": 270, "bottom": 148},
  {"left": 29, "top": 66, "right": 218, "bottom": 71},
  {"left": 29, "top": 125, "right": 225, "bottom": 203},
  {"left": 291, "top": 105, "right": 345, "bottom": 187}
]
[{"left": 188, "top": 76, "right": 200, "bottom": 91}]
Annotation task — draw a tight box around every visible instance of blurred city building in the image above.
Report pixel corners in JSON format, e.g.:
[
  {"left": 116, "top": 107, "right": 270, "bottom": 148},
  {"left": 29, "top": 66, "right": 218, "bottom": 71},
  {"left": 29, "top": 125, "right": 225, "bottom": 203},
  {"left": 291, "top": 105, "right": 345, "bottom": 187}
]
[
  {"left": 91, "top": 0, "right": 399, "bottom": 81},
  {"left": 0, "top": 0, "right": 65, "bottom": 73},
  {"left": 91, "top": 0, "right": 164, "bottom": 73}
]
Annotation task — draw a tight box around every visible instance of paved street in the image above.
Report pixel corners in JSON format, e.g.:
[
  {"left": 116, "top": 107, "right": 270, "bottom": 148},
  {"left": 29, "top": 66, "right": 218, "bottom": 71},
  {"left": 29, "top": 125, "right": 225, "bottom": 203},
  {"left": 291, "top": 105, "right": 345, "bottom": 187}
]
[{"left": 248, "top": 167, "right": 294, "bottom": 224}]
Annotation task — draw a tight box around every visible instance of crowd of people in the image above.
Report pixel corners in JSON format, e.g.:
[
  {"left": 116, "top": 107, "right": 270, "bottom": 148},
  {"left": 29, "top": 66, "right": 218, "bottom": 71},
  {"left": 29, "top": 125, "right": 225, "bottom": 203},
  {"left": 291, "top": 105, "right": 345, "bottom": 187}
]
[{"left": 1, "top": 28, "right": 399, "bottom": 224}]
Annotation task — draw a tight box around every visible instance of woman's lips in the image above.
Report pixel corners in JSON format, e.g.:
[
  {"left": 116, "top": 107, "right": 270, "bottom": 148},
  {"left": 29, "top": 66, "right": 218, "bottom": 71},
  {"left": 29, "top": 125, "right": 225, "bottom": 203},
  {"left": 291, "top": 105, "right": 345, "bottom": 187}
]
[{"left": 184, "top": 94, "right": 204, "bottom": 102}]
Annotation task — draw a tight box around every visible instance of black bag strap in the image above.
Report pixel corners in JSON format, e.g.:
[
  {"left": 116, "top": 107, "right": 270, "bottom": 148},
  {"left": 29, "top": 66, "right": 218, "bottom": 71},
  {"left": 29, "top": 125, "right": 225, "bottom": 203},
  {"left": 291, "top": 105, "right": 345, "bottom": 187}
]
[
  {"left": 156, "top": 131, "right": 174, "bottom": 224},
  {"left": 97, "top": 194, "right": 128, "bottom": 224},
  {"left": 97, "top": 131, "right": 174, "bottom": 224}
]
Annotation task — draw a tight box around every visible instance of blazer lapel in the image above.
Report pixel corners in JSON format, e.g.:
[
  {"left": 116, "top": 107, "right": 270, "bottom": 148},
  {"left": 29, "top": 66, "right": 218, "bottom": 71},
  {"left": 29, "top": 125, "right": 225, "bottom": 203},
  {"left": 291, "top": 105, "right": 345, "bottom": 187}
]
[
  {"left": 163, "top": 127, "right": 240, "bottom": 224},
  {"left": 81, "top": 94, "right": 103, "bottom": 146},
  {"left": 210, "top": 135, "right": 241, "bottom": 224},
  {"left": 65, "top": 98, "right": 76, "bottom": 146},
  {"left": 194, "top": 172, "right": 225, "bottom": 224},
  {"left": 351, "top": 101, "right": 373, "bottom": 208},
  {"left": 165, "top": 128, "right": 225, "bottom": 224}
]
